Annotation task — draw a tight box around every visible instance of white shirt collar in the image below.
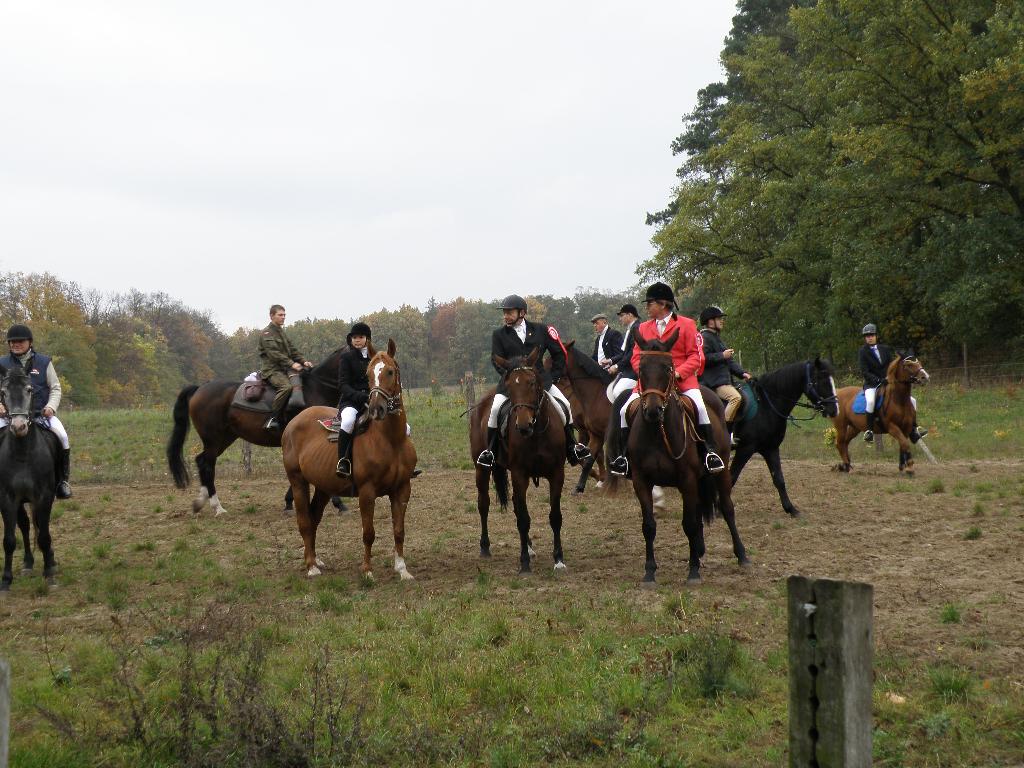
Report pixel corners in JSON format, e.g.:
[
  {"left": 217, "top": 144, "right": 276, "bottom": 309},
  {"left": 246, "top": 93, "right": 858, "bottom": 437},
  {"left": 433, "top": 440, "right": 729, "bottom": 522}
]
[{"left": 514, "top": 320, "right": 527, "bottom": 342}]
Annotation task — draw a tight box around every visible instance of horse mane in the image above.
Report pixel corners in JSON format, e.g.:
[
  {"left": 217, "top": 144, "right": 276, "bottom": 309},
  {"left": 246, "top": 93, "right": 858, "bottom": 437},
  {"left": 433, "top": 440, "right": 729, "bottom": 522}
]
[
  {"left": 755, "top": 359, "right": 809, "bottom": 394},
  {"left": 569, "top": 345, "right": 614, "bottom": 383},
  {"left": 303, "top": 347, "right": 347, "bottom": 387}
]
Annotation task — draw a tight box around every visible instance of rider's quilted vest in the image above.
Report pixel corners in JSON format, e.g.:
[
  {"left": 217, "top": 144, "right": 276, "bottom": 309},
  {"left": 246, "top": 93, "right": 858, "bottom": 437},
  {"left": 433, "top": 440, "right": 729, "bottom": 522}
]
[{"left": 0, "top": 352, "right": 50, "bottom": 416}]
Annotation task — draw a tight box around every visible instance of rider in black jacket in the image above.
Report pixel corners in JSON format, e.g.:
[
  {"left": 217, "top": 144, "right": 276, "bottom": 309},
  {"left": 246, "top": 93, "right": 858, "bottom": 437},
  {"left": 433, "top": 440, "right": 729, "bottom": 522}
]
[
  {"left": 476, "top": 294, "right": 591, "bottom": 468},
  {"left": 858, "top": 323, "right": 927, "bottom": 443}
]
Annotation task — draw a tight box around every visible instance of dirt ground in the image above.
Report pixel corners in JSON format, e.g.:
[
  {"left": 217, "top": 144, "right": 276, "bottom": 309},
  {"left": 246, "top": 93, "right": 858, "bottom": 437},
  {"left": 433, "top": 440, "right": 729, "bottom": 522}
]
[{"left": 5, "top": 457, "right": 1023, "bottom": 684}]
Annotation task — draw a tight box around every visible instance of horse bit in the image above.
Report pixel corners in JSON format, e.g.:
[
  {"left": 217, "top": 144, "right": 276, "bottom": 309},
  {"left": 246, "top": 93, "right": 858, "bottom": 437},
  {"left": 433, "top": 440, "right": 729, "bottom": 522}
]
[
  {"left": 368, "top": 361, "right": 403, "bottom": 414},
  {"left": 638, "top": 353, "right": 688, "bottom": 461},
  {"left": 506, "top": 365, "right": 547, "bottom": 431}
]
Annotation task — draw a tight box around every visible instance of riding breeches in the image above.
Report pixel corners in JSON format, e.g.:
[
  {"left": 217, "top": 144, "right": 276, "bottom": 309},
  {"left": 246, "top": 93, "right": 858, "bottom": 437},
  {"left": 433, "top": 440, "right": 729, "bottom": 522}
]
[
  {"left": 619, "top": 388, "right": 711, "bottom": 428},
  {"left": 487, "top": 386, "right": 572, "bottom": 429},
  {"left": 606, "top": 375, "right": 637, "bottom": 404},
  {"left": 338, "top": 406, "right": 411, "bottom": 436},
  {"left": 864, "top": 387, "right": 917, "bottom": 414},
  {"left": 265, "top": 371, "right": 292, "bottom": 411},
  {"left": 0, "top": 415, "right": 69, "bottom": 449},
  {"left": 715, "top": 384, "right": 743, "bottom": 422}
]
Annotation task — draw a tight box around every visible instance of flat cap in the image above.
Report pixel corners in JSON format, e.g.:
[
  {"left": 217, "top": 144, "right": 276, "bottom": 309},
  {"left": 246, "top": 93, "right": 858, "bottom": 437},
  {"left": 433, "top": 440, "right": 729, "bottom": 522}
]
[{"left": 590, "top": 313, "right": 608, "bottom": 323}]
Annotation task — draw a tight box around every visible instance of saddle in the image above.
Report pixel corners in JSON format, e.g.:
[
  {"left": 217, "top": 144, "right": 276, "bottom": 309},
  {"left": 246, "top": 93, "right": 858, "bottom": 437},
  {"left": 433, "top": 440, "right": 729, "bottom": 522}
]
[
  {"left": 852, "top": 388, "right": 884, "bottom": 415},
  {"left": 316, "top": 410, "right": 372, "bottom": 443},
  {"left": 623, "top": 391, "right": 700, "bottom": 442},
  {"left": 230, "top": 381, "right": 276, "bottom": 413},
  {"left": 736, "top": 380, "right": 758, "bottom": 422}
]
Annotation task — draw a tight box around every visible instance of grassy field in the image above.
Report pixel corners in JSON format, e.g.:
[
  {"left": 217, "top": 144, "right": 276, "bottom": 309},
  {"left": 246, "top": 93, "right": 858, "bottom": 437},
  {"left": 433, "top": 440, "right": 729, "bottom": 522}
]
[{"left": 1, "top": 380, "right": 1021, "bottom": 767}]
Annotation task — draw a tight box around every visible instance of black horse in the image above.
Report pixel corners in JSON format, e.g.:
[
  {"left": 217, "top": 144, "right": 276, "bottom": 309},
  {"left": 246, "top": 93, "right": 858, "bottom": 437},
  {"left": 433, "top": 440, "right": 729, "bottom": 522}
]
[
  {"left": 167, "top": 350, "right": 346, "bottom": 515},
  {"left": 0, "top": 365, "right": 60, "bottom": 588},
  {"left": 729, "top": 357, "right": 838, "bottom": 517}
]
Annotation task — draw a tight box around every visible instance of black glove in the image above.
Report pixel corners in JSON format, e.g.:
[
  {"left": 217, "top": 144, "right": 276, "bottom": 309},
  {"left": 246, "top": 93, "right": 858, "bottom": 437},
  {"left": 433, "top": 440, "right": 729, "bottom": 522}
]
[{"left": 357, "top": 392, "right": 370, "bottom": 406}]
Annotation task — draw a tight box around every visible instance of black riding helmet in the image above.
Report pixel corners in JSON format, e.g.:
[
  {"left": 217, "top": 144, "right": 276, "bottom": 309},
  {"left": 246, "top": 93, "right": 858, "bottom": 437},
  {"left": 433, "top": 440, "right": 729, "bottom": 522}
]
[
  {"left": 699, "top": 306, "right": 726, "bottom": 326},
  {"left": 346, "top": 322, "right": 372, "bottom": 346},
  {"left": 6, "top": 324, "right": 32, "bottom": 342},
  {"left": 499, "top": 294, "right": 528, "bottom": 311},
  {"left": 644, "top": 282, "right": 676, "bottom": 305}
]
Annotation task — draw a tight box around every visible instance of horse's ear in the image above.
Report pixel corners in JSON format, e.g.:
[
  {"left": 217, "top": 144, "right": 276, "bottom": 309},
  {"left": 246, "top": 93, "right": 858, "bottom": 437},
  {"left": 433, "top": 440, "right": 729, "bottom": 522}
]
[
  {"left": 664, "top": 328, "right": 680, "bottom": 349},
  {"left": 526, "top": 347, "right": 541, "bottom": 366},
  {"left": 367, "top": 341, "right": 377, "bottom": 357},
  {"left": 387, "top": 338, "right": 397, "bottom": 358},
  {"left": 635, "top": 334, "right": 650, "bottom": 351},
  {"left": 493, "top": 354, "right": 509, "bottom": 372},
  {"left": 565, "top": 339, "right": 575, "bottom": 350}
]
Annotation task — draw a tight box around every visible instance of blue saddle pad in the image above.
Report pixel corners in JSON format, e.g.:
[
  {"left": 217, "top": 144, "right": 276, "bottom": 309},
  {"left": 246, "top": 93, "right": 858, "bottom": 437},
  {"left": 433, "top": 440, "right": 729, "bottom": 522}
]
[
  {"left": 738, "top": 381, "right": 758, "bottom": 422},
  {"left": 852, "top": 391, "right": 882, "bottom": 414}
]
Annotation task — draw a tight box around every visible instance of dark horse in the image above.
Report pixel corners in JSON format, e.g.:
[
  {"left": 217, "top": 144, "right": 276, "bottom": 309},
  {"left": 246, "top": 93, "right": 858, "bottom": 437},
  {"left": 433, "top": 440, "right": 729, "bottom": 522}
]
[
  {"left": 0, "top": 365, "right": 60, "bottom": 588},
  {"left": 167, "top": 351, "right": 344, "bottom": 515},
  {"left": 620, "top": 331, "right": 748, "bottom": 585},
  {"left": 730, "top": 357, "right": 839, "bottom": 517},
  {"left": 283, "top": 340, "right": 417, "bottom": 579},
  {"left": 832, "top": 355, "right": 929, "bottom": 475},
  {"left": 470, "top": 348, "right": 567, "bottom": 573},
  {"left": 553, "top": 342, "right": 613, "bottom": 495}
]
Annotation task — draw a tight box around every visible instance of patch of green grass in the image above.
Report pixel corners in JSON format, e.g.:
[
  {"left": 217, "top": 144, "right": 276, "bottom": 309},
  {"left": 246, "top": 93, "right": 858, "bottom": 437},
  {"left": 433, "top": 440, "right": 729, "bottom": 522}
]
[
  {"left": 971, "top": 502, "right": 985, "bottom": 517},
  {"left": 919, "top": 710, "right": 953, "bottom": 739},
  {"left": 92, "top": 543, "right": 111, "bottom": 559},
  {"left": 926, "top": 478, "right": 945, "bottom": 494},
  {"left": 671, "top": 629, "right": 757, "bottom": 699},
  {"left": 928, "top": 665, "right": 973, "bottom": 703},
  {"left": 133, "top": 541, "right": 155, "bottom": 552},
  {"left": 939, "top": 604, "right": 961, "bottom": 624},
  {"left": 964, "top": 526, "right": 982, "bottom": 540}
]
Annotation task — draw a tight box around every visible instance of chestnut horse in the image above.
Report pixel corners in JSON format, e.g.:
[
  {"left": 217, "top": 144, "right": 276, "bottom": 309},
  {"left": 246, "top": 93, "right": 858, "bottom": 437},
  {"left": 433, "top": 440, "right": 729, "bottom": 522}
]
[
  {"left": 167, "top": 350, "right": 344, "bottom": 515},
  {"left": 832, "top": 355, "right": 929, "bottom": 475},
  {"left": 469, "top": 347, "right": 567, "bottom": 574},
  {"left": 553, "top": 342, "right": 612, "bottom": 495},
  {"left": 282, "top": 340, "right": 417, "bottom": 580},
  {"left": 624, "top": 331, "right": 749, "bottom": 585}
]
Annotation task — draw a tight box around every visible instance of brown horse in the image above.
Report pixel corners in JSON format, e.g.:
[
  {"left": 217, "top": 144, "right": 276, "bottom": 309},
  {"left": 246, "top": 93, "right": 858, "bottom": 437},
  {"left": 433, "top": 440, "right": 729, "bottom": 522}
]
[
  {"left": 282, "top": 340, "right": 417, "bottom": 580},
  {"left": 832, "top": 355, "right": 930, "bottom": 475},
  {"left": 553, "top": 342, "right": 613, "bottom": 495},
  {"left": 167, "top": 350, "right": 343, "bottom": 515},
  {"left": 624, "top": 331, "right": 749, "bottom": 585},
  {"left": 470, "top": 347, "right": 567, "bottom": 573}
]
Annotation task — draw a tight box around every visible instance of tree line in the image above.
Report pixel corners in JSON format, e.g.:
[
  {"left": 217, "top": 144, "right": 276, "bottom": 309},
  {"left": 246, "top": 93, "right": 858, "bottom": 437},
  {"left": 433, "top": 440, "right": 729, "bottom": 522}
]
[
  {"left": 0, "top": 271, "right": 633, "bottom": 407},
  {"left": 644, "top": 0, "right": 1023, "bottom": 370}
]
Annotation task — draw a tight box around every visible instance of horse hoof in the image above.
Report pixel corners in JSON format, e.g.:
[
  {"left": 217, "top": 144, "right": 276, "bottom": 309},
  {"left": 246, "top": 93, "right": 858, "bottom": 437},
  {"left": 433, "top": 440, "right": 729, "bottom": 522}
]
[
  {"left": 739, "top": 559, "right": 753, "bottom": 571},
  {"left": 191, "top": 499, "right": 206, "bottom": 513},
  {"left": 553, "top": 561, "right": 567, "bottom": 572},
  {"left": 640, "top": 576, "right": 656, "bottom": 589},
  {"left": 518, "top": 566, "right": 532, "bottom": 576},
  {"left": 398, "top": 569, "right": 415, "bottom": 581},
  {"left": 480, "top": 548, "right": 491, "bottom": 558},
  {"left": 0, "top": 582, "right": 10, "bottom": 592},
  {"left": 571, "top": 487, "right": 584, "bottom": 496},
  {"left": 45, "top": 576, "right": 57, "bottom": 587},
  {"left": 306, "top": 565, "right": 322, "bottom": 577},
  {"left": 686, "top": 578, "right": 702, "bottom": 587},
  {"left": 362, "top": 572, "right": 375, "bottom": 584},
  {"left": 595, "top": 480, "right": 604, "bottom": 490},
  {"left": 527, "top": 545, "right": 536, "bottom": 557},
  {"left": 787, "top": 508, "right": 801, "bottom": 518},
  {"left": 21, "top": 567, "right": 33, "bottom": 576},
  {"left": 315, "top": 557, "right": 325, "bottom": 568}
]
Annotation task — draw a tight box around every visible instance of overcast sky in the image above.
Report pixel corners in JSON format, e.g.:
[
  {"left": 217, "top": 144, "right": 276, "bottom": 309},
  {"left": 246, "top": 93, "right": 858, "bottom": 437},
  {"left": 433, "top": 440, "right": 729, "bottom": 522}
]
[{"left": 1, "top": 2, "right": 734, "bottom": 332}]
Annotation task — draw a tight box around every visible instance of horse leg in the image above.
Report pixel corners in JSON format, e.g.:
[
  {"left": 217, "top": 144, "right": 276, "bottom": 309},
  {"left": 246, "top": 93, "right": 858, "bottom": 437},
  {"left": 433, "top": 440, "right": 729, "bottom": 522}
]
[
  {"left": 512, "top": 473, "right": 532, "bottom": 574},
  {"left": 358, "top": 485, "right": 378, "bottom": 580},
  {"left": 681, "top": 475, "right": 703, "bottom": 585},
  {"left": 34, "top": 498, "right": 57, "bottom": 583},
  {"left": 763, "top": 448, "right": 799, "bottom": 517},
  {"left": 572, "top": 452, "right": 597, "bottom": 495},
  {"left": 549, "top": 467, "right": 566, "bottom": 570},
  {"left": 633, "top": 478, "right": 658, "bottom": 584},
  {"left": 716, "top": 474, "right": 750, "bottom": 567},
  {"left": 892, "top": 428, "right": 914, "bottom": 475},
  {"left": 834, "top": 420, "right": 853, "bottom": 472},
  {"left": 390, "top": 482, "right": 415, "bottom": 581},
  {"left": 291, "top": 478, "right": 321, "bottom": 577},
  {"left": 283, "top": 486, "right": 293, "bottom": 513},
  {"left": 18, "top": 503, "right": 33, "bottom": 573},
  {"left": 1, "top": 501, "right": 16, "bottom": 589},
  {"left": 476, "top": 466, "right": 492, "bottom": 558},
  {"left": 308, "top": 488, "right": 331, "bottom": 570},
  {"left": 729, "top": 446, "right": 755, "bottom": 487}
]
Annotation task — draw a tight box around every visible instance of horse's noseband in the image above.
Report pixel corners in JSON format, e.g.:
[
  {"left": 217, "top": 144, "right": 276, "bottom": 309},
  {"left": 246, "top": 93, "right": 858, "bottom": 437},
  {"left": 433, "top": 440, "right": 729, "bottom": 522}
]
[
  {"left": 804, "top": 362, "right": 838, "bottom": 414},
  {"left": 367, "top": 359, "right": 403, "bottom": 416},
  {"left": 506, "top": 365, "right": 544, "bottom": 429},
  {"left": 638, "top": 354, "right": 676, "bottom": 422}
]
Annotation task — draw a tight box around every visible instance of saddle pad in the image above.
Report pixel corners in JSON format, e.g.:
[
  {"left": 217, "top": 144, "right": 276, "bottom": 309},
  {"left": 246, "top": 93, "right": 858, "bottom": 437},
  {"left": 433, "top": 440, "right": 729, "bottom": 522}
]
[
  {"left": 852, "top": 391, "right": 883, "bottom": 415},
  {"left": 230, "top": 382, "right": 276, "bottom": 413},
  {"left": 318, "top": 418, "right": 340, "bottom": 442},
  {"left": 738, "top": 381, "right": 758, "bottom": 422}
]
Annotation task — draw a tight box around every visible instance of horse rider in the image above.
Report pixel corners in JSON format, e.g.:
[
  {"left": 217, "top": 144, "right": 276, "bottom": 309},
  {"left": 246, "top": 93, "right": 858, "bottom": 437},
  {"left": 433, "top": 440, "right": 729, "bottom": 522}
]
[
  {"left": 0, "top": 324, "right": 73, "bottom": 498},
  {"left": 698, "top": 306, "right": 751, "bottom": 441},
  {"left": 859, "top": 323, "right": 927, "bottom": 443},
  {"left": 590, "top": 313, "right": 624, "bottom": 371},
  {"left": 609, "top": 283, "right": 726, "bottom": 476},
  {"left": 258, "top": 304, "right": 312, "bottom": 431},
  {"left": 605, "top": 303, "right": 640, "bottom": 404},
  {"left": 476, "top": 294, "right": 592, "bottom": 469}
]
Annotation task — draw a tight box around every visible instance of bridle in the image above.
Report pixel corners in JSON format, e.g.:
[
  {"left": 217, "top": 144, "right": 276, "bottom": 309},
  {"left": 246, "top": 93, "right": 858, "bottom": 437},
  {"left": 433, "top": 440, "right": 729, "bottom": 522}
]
[
  {"left": 0, "top": 369, "right": 34, "bottom": 428},
  {"left": 638, "top": 351, "right": 687, "bottom": 460},
  {"left": 367, "top": 356, "right": 403, "bottom": 415},
  {"left": 896, "top": 356, "right": 928, "bottom": 385},
  {"left": 505, "top": 364, "right": 547, "bottom": 432},
  {"left": 803, "top": 361, "right": 838, "bottom": 415}
]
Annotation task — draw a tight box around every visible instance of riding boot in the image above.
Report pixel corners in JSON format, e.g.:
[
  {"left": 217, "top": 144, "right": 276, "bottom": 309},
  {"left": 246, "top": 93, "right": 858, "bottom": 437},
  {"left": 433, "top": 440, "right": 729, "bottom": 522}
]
[
  {"left": 609, "top": 426, "right": 631, "bottom": 477},
  {"left": 56, "top": 448, "right": 73, "bottom": 499},
  {"left": 564, "top": 423, "right": 591, "bottom": 467},
  {"left": 727, "top": 420, "right": 737, "bottom": 448},
  {"left": 477, "top": 426, "right": 499, "bottom": 468},
  {"left": 265, "top": 401, "right": 288, "bottom": 431},
  {"left": 698, "top": 424, "right": 725, "bottom": 474},
  {"left": 335, "top": 430, "right": 354, "bottom": 477},
  {"left": 864, "top": 412, "right": 876, "bottom": 443},
  {"left": 910, "top": 420, "right": 928, "bottom": 443}
]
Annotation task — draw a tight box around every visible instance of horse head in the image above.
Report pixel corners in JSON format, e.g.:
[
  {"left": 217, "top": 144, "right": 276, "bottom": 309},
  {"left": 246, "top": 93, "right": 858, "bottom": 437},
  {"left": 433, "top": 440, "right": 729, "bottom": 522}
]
[
  {"left": 636, "top": 329, "right": 679, "bottom": 425},
  {"left": 0, "top": 365, "right": 34, "bottom": 438},
  {"left": 494, "top": 347, "right": 543, "bottom": 437},
  {"left": 805, "top": 355, "right": 839, "bottom": 418},
  {"left": 366, "top": 338, "right": 403, "bottom": 421},
  {"left": 891, "top": 355, "right": 930, "bottom": 386}
]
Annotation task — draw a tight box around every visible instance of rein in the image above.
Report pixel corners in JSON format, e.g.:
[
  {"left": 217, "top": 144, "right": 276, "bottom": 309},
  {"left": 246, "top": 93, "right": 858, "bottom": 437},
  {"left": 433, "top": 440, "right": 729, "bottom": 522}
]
[
  {"left": 638, "top": 351, "right": 688, "bottom": 460},
  {"left": 755, "top": 361, "right": 835, "bottom": 427},
  {"left": 367, "top": 357, "right": 404, "bottom": 416},
  {"left": 505, "top": 365, "right": 549, "bottom": 434}
]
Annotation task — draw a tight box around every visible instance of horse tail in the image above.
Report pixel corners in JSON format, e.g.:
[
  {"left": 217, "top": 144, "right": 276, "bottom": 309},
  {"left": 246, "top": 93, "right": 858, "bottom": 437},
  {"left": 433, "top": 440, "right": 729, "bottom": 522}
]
[
  {"left": 492, "top": 465, "right": 509, "bottom": 510},
  {"left": 603, "top": 423, "right": 621, "bottom": 495},
  {"left": 167, "top": 385, "right": 199, "bottom": 488},
  {"left": 697, "top": 472, "right": 718, "bottom": 525}
]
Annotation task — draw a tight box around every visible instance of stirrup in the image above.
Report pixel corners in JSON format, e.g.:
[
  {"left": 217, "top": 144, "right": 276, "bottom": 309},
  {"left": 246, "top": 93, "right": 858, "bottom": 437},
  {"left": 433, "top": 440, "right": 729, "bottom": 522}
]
[
  {"left": 609, "top": 455, "right": 629, "bottom": 477},
  {"left": 704, "top": 451, "right": 725, "bottom": 474},
  {"left": 863, "top": 430, "right": 874, "bottom": 443},
  {"left": 336, "top": 458, "right": 352, "bottom": 477},
  {"left": 476, "top": 450, "right": 495, "bottom": 468},
  {"left": 56, "top": 481, "right": 73, "bottom": 499},
  {"left": 264, "top": 417, "right": 280, "bottom": 431},
  {"left": 912, "top": 427, "right": 928, "bottom": 442},
  {"left": 572, "top": 443, "right": 592, "bottom": 462}
]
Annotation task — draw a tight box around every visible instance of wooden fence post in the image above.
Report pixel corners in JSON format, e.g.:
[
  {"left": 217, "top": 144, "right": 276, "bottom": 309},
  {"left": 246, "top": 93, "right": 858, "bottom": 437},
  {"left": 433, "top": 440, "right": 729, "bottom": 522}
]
[
  {"left": 962, "top": 341, "right": 970, "bottom": 388},
  {"left": 1, "top": 658, "right": 9, "bottom": 768},
  {"left": 464, "top": 372, "right": 476, "bottom": 419},
  {"left": 241, "top": 442, "right": 252, "bottom": 475},
  {"left": 874, "top": 432, "right": 885, "bottom": 456},
  {"left": 789, "top": 576, "right": 873, "bottom": 768}
]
